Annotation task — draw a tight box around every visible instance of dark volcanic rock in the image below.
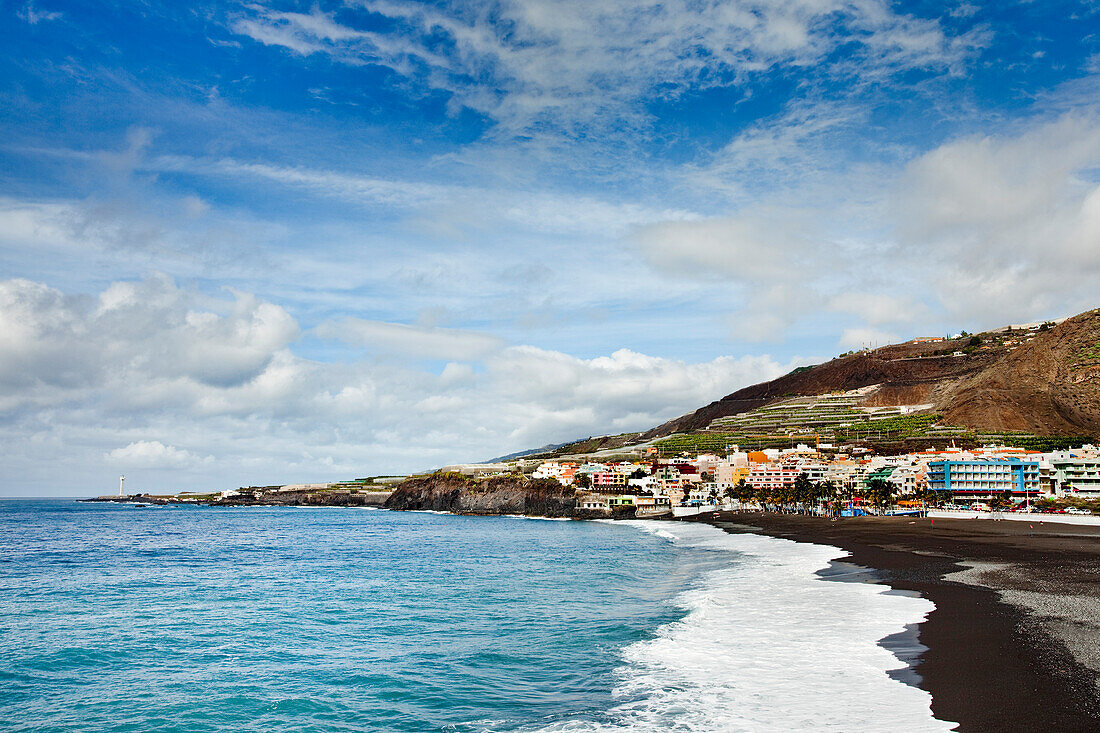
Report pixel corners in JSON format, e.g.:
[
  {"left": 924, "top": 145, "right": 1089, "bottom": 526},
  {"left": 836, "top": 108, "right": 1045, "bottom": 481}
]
[
  {"left": 220, "top": 490, "right": 391, "bottom": 507},
  {"left": 384, "top": 474, "right": 578, "bottom": 517}
]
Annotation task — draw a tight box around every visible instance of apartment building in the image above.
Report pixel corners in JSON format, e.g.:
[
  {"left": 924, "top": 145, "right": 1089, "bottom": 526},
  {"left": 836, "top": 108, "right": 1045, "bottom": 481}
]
[
  {"left": 747, "top": 464, "right": 799, "bottom": 490},
  {"left": 1050, "top": 457, "right": 1100, "bottom": 498},
  {"left": 926, "top": 457, "right": 1041, "bottom": 501}
]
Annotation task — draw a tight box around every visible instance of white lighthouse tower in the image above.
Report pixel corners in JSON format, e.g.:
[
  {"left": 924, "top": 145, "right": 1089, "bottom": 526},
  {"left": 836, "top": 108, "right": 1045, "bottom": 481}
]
[{"left": 119, "top": 475, "right": 125, "bottom": 497}]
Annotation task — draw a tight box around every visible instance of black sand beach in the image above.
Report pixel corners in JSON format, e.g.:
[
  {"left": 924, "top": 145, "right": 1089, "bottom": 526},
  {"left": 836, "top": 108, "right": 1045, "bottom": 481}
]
[{"left": 691, "top": 512, "right": 1100, "bottom": 732}]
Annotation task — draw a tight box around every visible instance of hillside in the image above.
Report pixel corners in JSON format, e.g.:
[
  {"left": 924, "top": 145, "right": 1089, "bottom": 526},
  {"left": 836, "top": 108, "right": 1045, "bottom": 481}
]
[
  {"left": 653, "top": 309, "right": 1100, "bottom": 443},
  {"left": 538, "top": 308, "right": 1100, "bottom": 458}
]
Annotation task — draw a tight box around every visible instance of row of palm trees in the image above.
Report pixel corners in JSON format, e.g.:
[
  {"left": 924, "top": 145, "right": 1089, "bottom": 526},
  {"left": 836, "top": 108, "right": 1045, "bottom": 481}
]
[{"left": 701, "top": 473, "right": 920, "bottom": 515}]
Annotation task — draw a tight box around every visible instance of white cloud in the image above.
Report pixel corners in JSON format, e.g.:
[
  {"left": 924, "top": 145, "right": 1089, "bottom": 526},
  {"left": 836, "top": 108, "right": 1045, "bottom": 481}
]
[
  {"left": 153, "top": 155, "right": 699, "bottom": 236},
  {"left": 634, "top": 213, "right": 821, "bottom": 281},
  {"left": 19, "top": 2, "right": 61, "bottom": 24},
  {"left": 0, "top": 277, "right": 789, "bottom": 495},
  {"left": 627, "top": 110, "right": 1100, "bottom": 340},
  {"left": 893, "top": 113, "right": 1100, "bottom": 325},
  {"left": 837, "top": 327, "right": 899, "bottom": 351},
  {"left": 632, "top": 212, "right": 837, "bottom": 340},
  {"left": 827, "top": 293, "right": 929, "bottom": 327},
  {"left": 229, "top": 1, "right": 982, "bottom": 139},
  {"left": 315, "top": 318, "right": 505, "bottom": 361},
  {"left": 0, "top": 276, "right": 298, "bottom": 402},
  {"left": 107, "top": 441, "right": 207, "bottom": 468}
]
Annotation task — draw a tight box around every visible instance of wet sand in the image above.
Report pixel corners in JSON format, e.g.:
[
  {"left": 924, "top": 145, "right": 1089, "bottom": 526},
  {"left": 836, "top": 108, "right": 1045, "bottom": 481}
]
[{"left": 688, "top": 512, "right": 1100, "bottom": 732}]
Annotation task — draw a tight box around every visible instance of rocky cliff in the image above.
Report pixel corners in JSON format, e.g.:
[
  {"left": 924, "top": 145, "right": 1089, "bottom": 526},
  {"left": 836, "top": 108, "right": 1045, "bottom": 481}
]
[{"left": 384, "top": 473, "right": 579, "bottom": 517}]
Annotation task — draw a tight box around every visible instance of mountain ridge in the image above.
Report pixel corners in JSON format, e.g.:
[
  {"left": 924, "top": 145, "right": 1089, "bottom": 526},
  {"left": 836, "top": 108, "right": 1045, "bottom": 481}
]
[{"left": 533, "top": 308, "right": 1100, "bottom": 459}]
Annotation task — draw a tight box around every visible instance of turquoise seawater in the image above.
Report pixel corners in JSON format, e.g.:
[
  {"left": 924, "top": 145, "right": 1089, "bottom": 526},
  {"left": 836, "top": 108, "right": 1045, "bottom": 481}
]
[{"left": 0, "top": 501, "right": 714, "bottom": 732}]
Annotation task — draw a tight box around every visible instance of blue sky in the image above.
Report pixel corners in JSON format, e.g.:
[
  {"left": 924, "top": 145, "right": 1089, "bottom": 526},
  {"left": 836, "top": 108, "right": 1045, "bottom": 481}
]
[{"left": 3, "top": 1, "right": 1100, "bottom": 494}]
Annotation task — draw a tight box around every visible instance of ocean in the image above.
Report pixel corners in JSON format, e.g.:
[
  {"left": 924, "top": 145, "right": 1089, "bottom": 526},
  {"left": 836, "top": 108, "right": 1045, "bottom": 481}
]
[{"left": 0, "top": 501, "right": 951, "bottom": 732}]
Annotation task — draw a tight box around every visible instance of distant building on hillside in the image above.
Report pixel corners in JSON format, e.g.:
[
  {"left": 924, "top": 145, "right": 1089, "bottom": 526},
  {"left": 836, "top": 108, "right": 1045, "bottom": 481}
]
[
  {"left": 592, "top": 470, "right": 627, "bottom": 490},
  {"left": 442, "top": 463, "right": 513, "bottom": 477}
]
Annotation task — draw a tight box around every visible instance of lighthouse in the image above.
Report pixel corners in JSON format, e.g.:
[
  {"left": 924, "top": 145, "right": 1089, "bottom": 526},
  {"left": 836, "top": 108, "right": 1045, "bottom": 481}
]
[{"left": 119, "top": 475, "right": 125, "bottom": 497}]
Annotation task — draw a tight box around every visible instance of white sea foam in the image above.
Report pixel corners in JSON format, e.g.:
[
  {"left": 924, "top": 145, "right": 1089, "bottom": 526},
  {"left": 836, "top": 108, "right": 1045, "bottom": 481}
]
[
  {"left": 535, "top": 521, "right": 953, "bottom": 732},
  {"left": 504, "top": 514, "right": 574, "bottom": 521}
]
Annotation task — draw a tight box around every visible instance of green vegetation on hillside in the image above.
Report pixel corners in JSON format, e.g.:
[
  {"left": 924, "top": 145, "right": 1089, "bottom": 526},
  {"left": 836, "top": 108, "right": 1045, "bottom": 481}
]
[{"left": 1080, "top": 341, "right": 1100, "bottom": 360}]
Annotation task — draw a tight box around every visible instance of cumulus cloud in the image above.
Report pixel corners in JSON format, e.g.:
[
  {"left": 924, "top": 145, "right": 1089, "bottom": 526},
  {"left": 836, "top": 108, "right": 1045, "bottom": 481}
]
[
  {"left": 0, "top": 276, "right": 298, "bottom": 399},
  {"left": 627, "top": 110, "right": 1100, "bottom": 343},
  {"left": 893, "top": 113, "right": 1100, "bottom": 325},
  {"left": 837, "top": 327, "right": 900, "bottom": 352},
  {"left": 0, "top": 277, "right": 789, "bottom": 495},
  {"left": 106, "top": 441, "right": 207, "bottom": 468},
  {"left": 632, "top": 211, "right": 841, "bottom": 340},
  {"left": 827, "top": 293, "right": 929, "bottom": 327}
]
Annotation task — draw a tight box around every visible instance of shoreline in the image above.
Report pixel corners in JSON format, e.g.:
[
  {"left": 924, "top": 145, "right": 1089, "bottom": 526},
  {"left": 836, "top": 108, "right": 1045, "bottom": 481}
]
[
  {"left": 691, "top": 511, "right": 1100, "bottom": 732},
  {"left": 73, "top": 497, "right": 1100, "bottom": 728}
]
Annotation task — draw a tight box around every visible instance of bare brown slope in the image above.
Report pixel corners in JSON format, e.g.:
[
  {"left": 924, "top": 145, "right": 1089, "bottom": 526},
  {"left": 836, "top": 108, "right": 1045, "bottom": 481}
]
[
  {"left": 643, "top": 308, "right": 1100, "bottom": 439},
  {"left": 939, "top": 309, "right": 1100, "bottom": 434}
]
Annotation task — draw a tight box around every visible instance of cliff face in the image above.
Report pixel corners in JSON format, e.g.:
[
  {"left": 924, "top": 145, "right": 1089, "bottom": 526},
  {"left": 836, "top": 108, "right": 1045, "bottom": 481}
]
[
  {"left": 384, "top": 474, "right": 578, "bottom": 517},
  {"left": 940, "top": 309, "right": 1100, "bottom": 435}
]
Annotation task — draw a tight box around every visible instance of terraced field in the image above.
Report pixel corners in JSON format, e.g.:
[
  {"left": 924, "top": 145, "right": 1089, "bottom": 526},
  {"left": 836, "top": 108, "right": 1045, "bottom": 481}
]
[
  {"left": 704, "top": 389, "right": 933, "bottom": 435},
  {"left": 649, "top": 390, "right": 1089, "bottom": 457}
]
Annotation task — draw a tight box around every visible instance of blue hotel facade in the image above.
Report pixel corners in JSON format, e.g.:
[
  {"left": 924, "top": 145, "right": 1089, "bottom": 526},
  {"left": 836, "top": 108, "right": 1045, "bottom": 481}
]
[{"left": 927, "top": 458, "right": 1041, "bottom": 501}]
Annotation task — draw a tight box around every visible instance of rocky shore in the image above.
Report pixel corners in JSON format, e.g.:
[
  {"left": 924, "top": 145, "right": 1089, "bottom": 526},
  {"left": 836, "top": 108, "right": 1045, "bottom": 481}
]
[
  {"left": 692, "top": 511, "right": 1100, "bottom": 732},
  {"left": 383, "top": 473, "right": 621, "bottom": 518},
  {"left": 84, "top": 472, "right": 637, "bottom": 518},
  {"left": 84, "top": 489, "right": 392, "bottom": 507}
]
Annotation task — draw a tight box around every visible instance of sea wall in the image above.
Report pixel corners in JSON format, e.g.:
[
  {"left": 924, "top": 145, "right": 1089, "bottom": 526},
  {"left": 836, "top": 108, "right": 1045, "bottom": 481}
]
[{"left": 384, "top": 474, "right": 581, "bottom": 517}]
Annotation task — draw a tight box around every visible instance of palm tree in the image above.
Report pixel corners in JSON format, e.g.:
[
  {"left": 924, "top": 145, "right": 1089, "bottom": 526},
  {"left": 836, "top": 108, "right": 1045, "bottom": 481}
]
[
  {"left": 816, "top": 480, "right": 837, "bottom": 515},
  {"left": 866, "top": 478, "right": 895, "bottom": 515},
  {"left": 793, "top": 473, "right": 814, "bottom": 514},
  {"left": 735, "top": 478, "right": 754, "bottom": 508}
]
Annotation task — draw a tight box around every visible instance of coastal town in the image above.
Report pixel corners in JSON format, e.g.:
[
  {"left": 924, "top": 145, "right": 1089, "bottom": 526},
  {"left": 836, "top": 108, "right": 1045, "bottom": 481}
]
[
  {"left": 446, "top": 441, "right": 1100, "bottom": 518},
  {"left": 111, "top": 438, "right": 1100, "bottom": 522}
]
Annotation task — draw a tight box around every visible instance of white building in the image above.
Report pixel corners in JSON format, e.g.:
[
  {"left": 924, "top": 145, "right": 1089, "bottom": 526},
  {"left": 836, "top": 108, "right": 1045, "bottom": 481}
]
[{"left": 1049, "top": 453, "right": 1100, "bottom": 498}]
